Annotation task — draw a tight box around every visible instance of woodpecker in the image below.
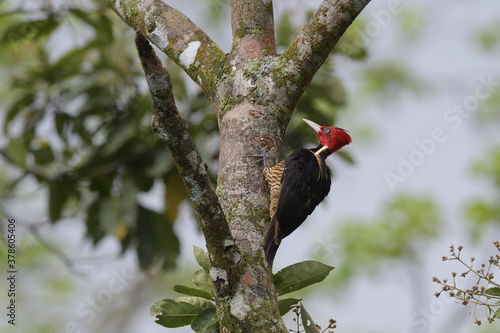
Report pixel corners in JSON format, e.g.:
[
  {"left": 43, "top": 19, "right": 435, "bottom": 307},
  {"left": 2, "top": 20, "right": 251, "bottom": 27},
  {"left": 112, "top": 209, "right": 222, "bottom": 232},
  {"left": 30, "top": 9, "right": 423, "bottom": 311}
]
[{"left": 263, "top": 118, "right": 352, "bottom": 268}]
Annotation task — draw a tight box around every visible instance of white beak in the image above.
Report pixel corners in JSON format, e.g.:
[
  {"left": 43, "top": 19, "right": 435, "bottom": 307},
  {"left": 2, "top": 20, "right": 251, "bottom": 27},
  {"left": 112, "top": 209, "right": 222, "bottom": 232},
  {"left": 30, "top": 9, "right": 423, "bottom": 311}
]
[{"left": 302, "top": 118, "right": 321, "bottom": 132}]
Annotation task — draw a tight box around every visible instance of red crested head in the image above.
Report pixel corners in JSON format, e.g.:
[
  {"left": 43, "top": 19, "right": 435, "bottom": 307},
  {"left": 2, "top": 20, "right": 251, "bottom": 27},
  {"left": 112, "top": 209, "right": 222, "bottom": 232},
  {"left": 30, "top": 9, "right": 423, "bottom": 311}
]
[{"left": 303, "top": 118, "right": 352, "bottom": 153}]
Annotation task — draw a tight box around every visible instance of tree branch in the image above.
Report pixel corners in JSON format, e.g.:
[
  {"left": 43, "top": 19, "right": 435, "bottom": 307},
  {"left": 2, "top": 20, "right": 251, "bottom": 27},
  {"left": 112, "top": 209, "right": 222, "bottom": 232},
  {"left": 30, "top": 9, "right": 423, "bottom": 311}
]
[
  {"left": 108, "top": 0, "right": 229, "bottom": 102},
  {"left": 230, "top": 0, "right": 276, "bottom": 59},
  {"left": 134, "top": 31, "right": 234, "bottom": 278}
]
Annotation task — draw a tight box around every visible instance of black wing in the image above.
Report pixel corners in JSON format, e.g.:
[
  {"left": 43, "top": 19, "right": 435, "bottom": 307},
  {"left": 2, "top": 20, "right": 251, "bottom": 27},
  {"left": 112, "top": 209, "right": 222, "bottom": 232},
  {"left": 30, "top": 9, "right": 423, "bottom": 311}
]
[{"left": 264, "top": 148, "right": 331, "bottom": 267}]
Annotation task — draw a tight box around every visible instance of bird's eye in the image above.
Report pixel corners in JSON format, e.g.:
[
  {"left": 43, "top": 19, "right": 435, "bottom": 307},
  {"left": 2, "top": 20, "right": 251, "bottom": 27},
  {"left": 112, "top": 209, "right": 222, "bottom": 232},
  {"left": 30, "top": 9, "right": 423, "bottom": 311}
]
[{"left": 323, "top": 128, "right": 331, "bottom": 134}]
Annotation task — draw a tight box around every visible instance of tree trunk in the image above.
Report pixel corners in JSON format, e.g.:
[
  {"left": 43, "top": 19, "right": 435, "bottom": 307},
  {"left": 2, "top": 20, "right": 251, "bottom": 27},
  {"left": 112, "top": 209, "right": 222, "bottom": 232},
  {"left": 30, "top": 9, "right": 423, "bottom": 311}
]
[{"left": 108, "top": 0, "right": 371, "bottom": 331}]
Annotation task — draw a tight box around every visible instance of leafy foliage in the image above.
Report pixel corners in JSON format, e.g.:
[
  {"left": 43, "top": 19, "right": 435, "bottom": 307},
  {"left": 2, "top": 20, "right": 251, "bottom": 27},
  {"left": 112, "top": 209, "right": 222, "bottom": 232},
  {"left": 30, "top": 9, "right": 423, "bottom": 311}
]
[
  {"left": 360, "top": 62, "right": 426, "bottom": 100},
  {"left": 474, "top": 21, "right": 500, "bottom": 52},
  {"left": 0, "top": 1, "right": 203, "bottom": 270},
  {"left": 471, "top": 147, "right": 500, "bottom": 187},
  {"left": 319, "top": 195, "right": 441, "bottom": 285},
  {"left": 465, "top": 147, "right": 500, "bottom": 240},
  {"left": 477, "top": 86, "right": 500, "bottom": 123},
  {"left": 151, "top": 247, "right": 333, "bottom": 331}
]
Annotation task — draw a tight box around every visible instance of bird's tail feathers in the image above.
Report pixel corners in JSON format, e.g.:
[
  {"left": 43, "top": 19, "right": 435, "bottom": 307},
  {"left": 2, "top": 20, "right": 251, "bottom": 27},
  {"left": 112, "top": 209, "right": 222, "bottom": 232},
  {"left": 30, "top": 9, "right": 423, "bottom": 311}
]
[{"left": 264, "top": 217, "right": 280, "bottom": 269}]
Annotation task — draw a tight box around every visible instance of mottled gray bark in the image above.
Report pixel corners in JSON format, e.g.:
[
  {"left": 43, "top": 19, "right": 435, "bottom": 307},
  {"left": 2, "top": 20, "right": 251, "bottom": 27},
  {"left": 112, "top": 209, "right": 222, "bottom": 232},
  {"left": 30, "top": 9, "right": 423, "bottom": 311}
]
[{"left": 109, "top": 0, "right": 371, "bottom": 331}]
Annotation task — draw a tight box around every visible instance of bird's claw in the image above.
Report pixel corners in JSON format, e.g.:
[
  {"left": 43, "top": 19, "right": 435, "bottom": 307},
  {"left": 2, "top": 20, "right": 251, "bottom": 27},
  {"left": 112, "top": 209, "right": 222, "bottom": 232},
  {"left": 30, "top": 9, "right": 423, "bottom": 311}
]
[{"left": 246, "top": 146, "right": 268, "bottom": 169}]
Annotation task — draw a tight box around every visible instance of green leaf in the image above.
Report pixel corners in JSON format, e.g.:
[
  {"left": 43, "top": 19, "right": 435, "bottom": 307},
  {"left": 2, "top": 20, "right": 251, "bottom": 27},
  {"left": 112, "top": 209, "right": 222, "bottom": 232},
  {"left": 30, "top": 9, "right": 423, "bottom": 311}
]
[
  {"left": 278, "top": 298, "right": 301, "bottom": 316},
  {"left": 175, "top": 297, "right": 215, "bottom": 310},
  {"left": 0, "top": 17, "right": 59, "bottom": 45},
  {"left": 101, "top": 121, "right": 136, "bottom": 156},
  {"left": 85, "top": 197, "right": 106, "bottom": 244},
  {"left": 50, "top": 45, "right": 90, "bottom": 79},
  {"left": 495, "top": 307, "right": 500, "bottom": 319},
  {"left": 145, "top": 149, "right": 172, "bottom": 179},
  {"left": 136, "top": 205, "right": 180, "bottom": 270},
  {"left": 151, "top": 299, "right": 203, "bottom": 328},
  {"left": 194, "top": 246, "right": 210, "bottom": 271},
  {"left": 300, "top": 303, "right": 320, "bottom": 333},
  {"left": 472, "top": 148, "right": 500, "bottom": 186},
  {"left": 118, "top": 175, "right": 139, "bottom": 228},
  {"left": 131, "top": 172, "right": 154, "bottom": 192},
  {"left": 165, "top": 170, "right": 188, "bottom": 222},
  {"left": 68, "top": 9, "right": 99, "bottom": 27},
  {"left": 193, "top": 269, "right": 214, "bottom": 297},
  {"left": 48, "top": 180, "right": 75, "bottom": 222},
  {"left": 54, "top": 112, "right": 71, "bottom": 140},
  {"left": 360, "top": 62, "right": 425, "bottom": 98},
  {"left": 97, "top": 197, "right": 118, "bottom": 235},
  {"left": 172, "top": 285, "right": 213, "bottom": 300},
  {"left": 32, "top": 143, "right": 55, "bottom": 165},
  {"left": 466, "top": 200, "right": 498, "bottom": 226},
  {"left": 191, "top": 307, "right": 218, "bottom": 333},
  {"left": 5, "top": 138, "right": 27, "bottom": 168},
  {"left": 67, "top": 9, "right": 113, "bottom": 47},
  {"left": 3, "top": 92, "right": 36, "bottom": 133},
  {"left": 474, "top": 21, "right": 500, "bottom": 52},
  {"left": 273, "top": 261, "right": 334, "bottom": 296},
  {"left": 485, "top": 287, "right": 500, "bottom": 297}
]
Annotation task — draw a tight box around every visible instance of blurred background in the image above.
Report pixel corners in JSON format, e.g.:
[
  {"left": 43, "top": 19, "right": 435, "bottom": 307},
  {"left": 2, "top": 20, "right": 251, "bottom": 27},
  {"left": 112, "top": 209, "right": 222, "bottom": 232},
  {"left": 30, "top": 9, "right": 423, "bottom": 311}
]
[{"left": 1, "top": 0, "right": 499, "bottom": 332}]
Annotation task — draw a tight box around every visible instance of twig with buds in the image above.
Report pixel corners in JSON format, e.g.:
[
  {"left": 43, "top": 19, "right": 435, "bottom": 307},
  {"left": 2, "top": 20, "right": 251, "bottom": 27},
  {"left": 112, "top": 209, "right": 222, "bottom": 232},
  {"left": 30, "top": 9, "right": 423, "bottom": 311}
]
[{"left": 433, "top": 242, "right": 500, "bottom": 325}]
